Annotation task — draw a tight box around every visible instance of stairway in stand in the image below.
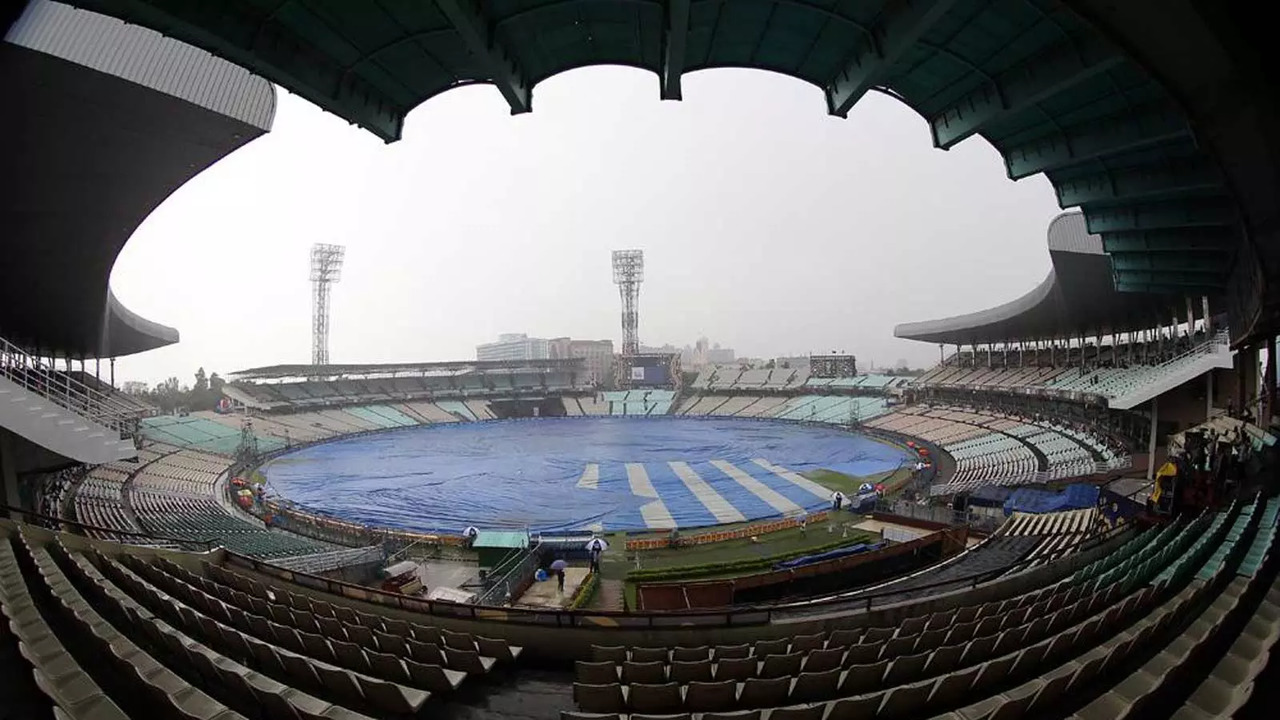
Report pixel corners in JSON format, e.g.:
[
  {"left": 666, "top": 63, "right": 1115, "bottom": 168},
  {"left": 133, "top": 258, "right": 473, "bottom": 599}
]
[{"left": 589, "top": 578, "right": 626, "bottom": 611}]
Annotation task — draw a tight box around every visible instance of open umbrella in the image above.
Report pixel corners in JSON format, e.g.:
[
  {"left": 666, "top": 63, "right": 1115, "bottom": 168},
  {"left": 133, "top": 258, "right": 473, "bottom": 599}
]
[
  {"left": 585, "top": 538, "right": 608, "bottom": 552},
  {"left": 549, "top": 559, "right": 568, "bottom": 571}
]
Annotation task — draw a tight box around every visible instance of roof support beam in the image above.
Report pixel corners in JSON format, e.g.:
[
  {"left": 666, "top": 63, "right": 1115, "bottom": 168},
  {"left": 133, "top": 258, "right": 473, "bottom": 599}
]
[
  {"left": 1113, "top": 271, "right": 1227, "bottom": 294},
  {"left": 1084, "top": 197, "right": 1238, "bottom": 234},
  {"left": 1003, "top": 102, "right": 1191, "bottom": 179},
  {"left": 930, "top": 35, "right": 1122, "bottom": 149},
  {"left": 825, "top": 0, "right": 960, "bottom": 118},
  {"left": 661, "top": 0, "right": 691, "bottom": 100},
  {"left": 435, "top": 0, "right": 531, "bottom": 114},
  {"left": 1101, "top": 227, "right": 1239, "bottom": 254},
  {"left": 1110, "top": 252, "right": 1230, "bottom": 273},
  {"left": 1054, "top": 156, "right": 1224, "bottom": 207}
]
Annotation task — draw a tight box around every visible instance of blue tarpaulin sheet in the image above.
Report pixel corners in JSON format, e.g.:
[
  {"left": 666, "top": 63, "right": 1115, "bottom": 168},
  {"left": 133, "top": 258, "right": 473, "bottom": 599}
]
[
  {"left": 773, "top": 542, "right": 885, "bottom": 570},
  {"left": 1003, "top": 484, "right": 1100, "bottom": 515},
  {"left": 263, "top": 417, "right": 909, "bottom": 534}
]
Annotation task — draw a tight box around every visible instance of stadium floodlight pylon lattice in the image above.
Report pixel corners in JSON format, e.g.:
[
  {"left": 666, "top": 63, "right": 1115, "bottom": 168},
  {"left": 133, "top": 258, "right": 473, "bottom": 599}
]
[
  {"left": 612, "top": 249, "right": 643, "bottom": 356},
  {"left": 310, "top": 243, "right": 344, "bottom": 366}
]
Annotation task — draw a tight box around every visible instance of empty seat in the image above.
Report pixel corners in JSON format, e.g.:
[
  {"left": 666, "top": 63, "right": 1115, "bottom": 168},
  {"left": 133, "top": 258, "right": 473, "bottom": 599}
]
[
  {"left": 670, "top": 660, "right": 713, "bottom": 683},
  {"left": 574, "top": 684, "right": 627, "bottom": 713},
  {"left": 630, "top": 647, "right": 669, "bottom": 663},
  {"left": 715, "top": 657, "right": 756, "bottom": 682},
  {"left": 738, "top": 677, "right": 789, "bottom": 709},
  {"left": 628, "top": 682, "right": 682, "bottom": 714},
  {"left": 685, "top": 680, "right": 736, "bottom": 712},
  {"left": 621, "top": 661, "right": 666, "bottom": 685},
  {"left": 790, "top": 668, "right": 840, "bottom": 703},
  {"left": 577, "top": 661, "right": 619, "bottom": 684}
]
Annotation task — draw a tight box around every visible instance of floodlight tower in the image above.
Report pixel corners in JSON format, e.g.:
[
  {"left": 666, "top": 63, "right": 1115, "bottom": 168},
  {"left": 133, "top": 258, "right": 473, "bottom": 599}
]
[
  {"left": 310, "top": 243, "right": 345, "bottom": 366},
  {"left": 612, "top": 249, "right": 644, "bottom": 355}
]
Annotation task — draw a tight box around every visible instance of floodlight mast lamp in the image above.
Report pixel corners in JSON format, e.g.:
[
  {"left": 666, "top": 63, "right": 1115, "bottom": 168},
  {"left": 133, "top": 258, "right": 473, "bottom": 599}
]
[
  {"left": 310, "top": 243, "right": 345, "bottom": 366},
  {"left": 612, "top": 249, "right": 644, "bottom": 355}
]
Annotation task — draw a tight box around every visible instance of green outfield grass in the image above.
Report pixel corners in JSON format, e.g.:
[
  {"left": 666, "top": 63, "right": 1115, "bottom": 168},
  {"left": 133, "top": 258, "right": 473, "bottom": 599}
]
[{"left": 600, "top": 465, "right": 900, "bottom": 608}]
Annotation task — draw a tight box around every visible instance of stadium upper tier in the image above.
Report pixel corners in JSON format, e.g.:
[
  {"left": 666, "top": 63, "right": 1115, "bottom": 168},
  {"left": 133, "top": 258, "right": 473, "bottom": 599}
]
[
  {"left": 224, "top": 360, "right": 590, "bottom": 411},
  {"left": 40, "top": 0, "right": 1280, "bottom": 347},
  {"left": 0, "top": 1, "right": 274, "bottom": 358},
  {"left": 911, "top": 328, "right": 1233, "bottom": 411},
  {"left": 690, "top": 368, "right": 913, "bottom": 393}
]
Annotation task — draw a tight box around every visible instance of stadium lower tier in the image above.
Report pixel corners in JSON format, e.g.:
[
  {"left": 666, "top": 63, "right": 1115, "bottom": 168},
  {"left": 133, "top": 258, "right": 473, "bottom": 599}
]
[
  {"left": 21, "top": 388, "right": 1130, "bottom": 565},
  {"left": 3, "top": 493, "right": 1277, "bottom": 719}
]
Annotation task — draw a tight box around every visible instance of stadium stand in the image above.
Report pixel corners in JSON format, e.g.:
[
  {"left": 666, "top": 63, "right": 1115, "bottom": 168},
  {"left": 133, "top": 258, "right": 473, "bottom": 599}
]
[
  {"left": 128, "top": 449, "right": 335, "bottom": 559},
  {"left": 913, "top": 330, "right": 1233, "bottom": 410},
  {"left": 602, "top": 391, "right": 676, "bottom": 416}
]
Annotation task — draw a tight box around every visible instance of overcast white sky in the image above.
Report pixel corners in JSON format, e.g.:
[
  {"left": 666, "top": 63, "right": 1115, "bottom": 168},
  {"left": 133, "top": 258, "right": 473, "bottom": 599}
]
[{"left": 110, "top": 67, "right": 1062, "bottom": 386}]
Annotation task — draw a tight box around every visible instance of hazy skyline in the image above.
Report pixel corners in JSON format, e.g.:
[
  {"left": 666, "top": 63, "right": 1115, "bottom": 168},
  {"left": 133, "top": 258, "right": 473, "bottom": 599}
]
[{"left": 109, "top": 66, "right": 1062, "bottom": 386}]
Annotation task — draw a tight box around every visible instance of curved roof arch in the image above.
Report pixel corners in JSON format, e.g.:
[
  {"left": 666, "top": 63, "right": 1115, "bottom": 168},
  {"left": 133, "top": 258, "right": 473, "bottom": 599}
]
[
  {"left": 894, "top": 211, "right": 1183, "bottom": 345},
  {"left": 55, "top": 0, "right": 1243, "bottom": 308},
  {"left": 1, "top": 1, "right": 273, "bottom": 357}
]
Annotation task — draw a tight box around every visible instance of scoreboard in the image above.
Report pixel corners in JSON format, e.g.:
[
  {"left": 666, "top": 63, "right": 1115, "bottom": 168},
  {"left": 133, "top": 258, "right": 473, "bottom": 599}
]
[
  {"left": 617, "top": 353, "right": 680, "bottom": 390},
  {"left": 810, "top": 353, "right": 858, "bottom": 378}
]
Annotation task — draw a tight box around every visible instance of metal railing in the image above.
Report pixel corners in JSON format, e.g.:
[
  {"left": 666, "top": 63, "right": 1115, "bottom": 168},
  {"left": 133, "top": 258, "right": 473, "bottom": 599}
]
[
  {"left": 3, "top": 503, "right": 216, "bottom": 550},
  {"left": 912, "top": 330, "right": 1231, "bottom": 407},
  {"left": 271, "top": 545, "right": 385, "bottom": 574},
  {"left": 0, "top": 334, "right": 144, "bottom": 436},
  {"left": 476, "top": 543, "right": 542, "bottom": 605},
  {"left": 220, "top": 514, "right": 1133, "bottom": 629}
]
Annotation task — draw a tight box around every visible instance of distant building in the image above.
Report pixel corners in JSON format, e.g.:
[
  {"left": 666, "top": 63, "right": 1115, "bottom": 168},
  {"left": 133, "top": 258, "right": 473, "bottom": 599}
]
[
  {"left": 707, "top": 343, "right": 735, "bottom": 365},
  {"left": 121, "top": 380, "right": 148, "bottom": 395},
  {"left": 549, "top": 338, "right": 614, "bottom": 386},
  {"left": 476, "top": 333, "right": 549, "bottom": 362}
]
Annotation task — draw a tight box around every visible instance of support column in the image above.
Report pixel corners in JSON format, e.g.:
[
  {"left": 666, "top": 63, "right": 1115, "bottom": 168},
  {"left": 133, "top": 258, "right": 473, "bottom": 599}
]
[
  {"left": 1146, "top": 396, "right": 1159, "bottom": 481},
  {"left": 938, "top": 345, "right": 944, "bottom": 365},
  {"left": 1206, "top": 369, "right": 1214, "bottom": 420},
  {"left": 0, "top": 430, "right": 18, "bottom": 518},
  {"left": 1186, "top": 297, "right": 1196, "bottom": 337},
  {"left": 1266, "top": 335, "right": 1278, "bottom": 424},
  {"left": 1202, "top": 296, "right": 1212, "bottom": 336},
  {"left": 1237, "top": 344, "right": 1257, "bottom": 418}
]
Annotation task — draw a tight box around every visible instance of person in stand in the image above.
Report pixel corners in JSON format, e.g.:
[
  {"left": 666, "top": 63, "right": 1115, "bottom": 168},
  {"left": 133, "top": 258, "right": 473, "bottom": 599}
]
[{"left": 556, "top": 566, "right": 566, "bottom": 593}]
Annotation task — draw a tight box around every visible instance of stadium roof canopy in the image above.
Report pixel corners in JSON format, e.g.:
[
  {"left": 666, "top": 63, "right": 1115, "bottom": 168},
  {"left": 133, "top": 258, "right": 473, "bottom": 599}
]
[
  {"left": 0, "top": 1, "right": 273, "bottom": 358},
  {"left": 54, "top": 1, "right": 1280, "bottom": 347},
  {"left": 894, "top": 212, "right": 1186, "bottom": 346},
  {"left": 229, "top": 358, "right": 585, "bottom": 381}
]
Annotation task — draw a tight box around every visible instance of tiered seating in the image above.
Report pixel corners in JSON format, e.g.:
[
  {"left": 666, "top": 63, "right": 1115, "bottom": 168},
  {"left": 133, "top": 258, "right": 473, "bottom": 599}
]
[
  {"left": 4, "top": 484, "right": 1277, "bottom": 720},
  {"left": 680, "top": 396, "right": 729, "bottom": 416},
  {"left": 571, "top": 497, "right": 1276, "bottom": 719},
  {"left": 579, "top": 395, "right": 609, "bottom": 416},
  {"left": 400, "top": 401, "right": 461, "bottom": 424},
  {"left": 72, "top": 462, "right": 139, "bottom": 540},
  {"left": 914, "top": 332, "right": 1231, "bottom": 405},
  {"left": 140, "top": 415, "right": 286, "bottom": 455},
  {"left": 866, "top": 405, "right": 1121, "bottom": 494},
  {"left": 130, "top": 450, "right": 334, "bottom": 559},
  {"left": 433, "top": 400, "right": 477, "bottom": 421},
  {"left": 464, "top": 399, "right": 495, "bottom": 420},
  {"left": 736, "top": 396, "right": 790, "bottom": 417},
  {"left": 945, "top": 434, "right": 1038, "bottom": 488},
  {"left": 733, "top": 369, "right": 771, "bottom": 389},
  {"left": 1001, "top": 508, "right": 1098, "bottom": 570},
  {"left": 602, "top": 390, "right": 676, "bottom": 416}
]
